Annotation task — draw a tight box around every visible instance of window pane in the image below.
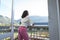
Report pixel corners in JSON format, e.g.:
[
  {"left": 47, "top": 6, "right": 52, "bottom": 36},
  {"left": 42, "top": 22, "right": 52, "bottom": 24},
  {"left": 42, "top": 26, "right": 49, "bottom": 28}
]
[
  {"left": 0, "top": 0, "right": 12, "bottom": 34},
  {"left": 14, "top": 0, "right": 49, "bottom": 40}
]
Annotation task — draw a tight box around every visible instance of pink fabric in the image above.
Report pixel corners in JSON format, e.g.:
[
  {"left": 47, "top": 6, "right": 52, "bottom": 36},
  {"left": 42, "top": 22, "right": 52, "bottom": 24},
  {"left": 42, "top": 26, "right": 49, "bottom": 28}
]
[{"left": 18, "top": 26, "right": 29, "bottom": 40}]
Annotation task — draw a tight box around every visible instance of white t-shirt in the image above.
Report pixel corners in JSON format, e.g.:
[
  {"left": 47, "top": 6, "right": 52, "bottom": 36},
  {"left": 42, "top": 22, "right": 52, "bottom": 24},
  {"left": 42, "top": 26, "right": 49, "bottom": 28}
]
[{"left": 20, "top": 16, "right": 31, "bottom": 27}]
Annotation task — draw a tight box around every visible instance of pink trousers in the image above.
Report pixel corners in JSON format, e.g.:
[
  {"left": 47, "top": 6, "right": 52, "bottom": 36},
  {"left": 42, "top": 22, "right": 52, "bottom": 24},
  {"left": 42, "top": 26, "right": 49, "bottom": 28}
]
[{"left": 18, "top": 26, "right": 29, "bottom": 40}]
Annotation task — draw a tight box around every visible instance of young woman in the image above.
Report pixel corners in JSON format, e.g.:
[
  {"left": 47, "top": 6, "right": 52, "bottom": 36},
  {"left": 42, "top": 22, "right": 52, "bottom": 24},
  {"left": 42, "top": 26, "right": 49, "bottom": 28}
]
[{"left": 18, "top": 10, "right": 31, "bottom": 40}]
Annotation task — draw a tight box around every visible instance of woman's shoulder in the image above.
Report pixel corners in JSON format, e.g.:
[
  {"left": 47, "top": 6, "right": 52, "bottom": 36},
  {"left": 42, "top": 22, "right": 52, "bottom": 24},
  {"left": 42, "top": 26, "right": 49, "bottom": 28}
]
[{"left": 21, "top": 16, "right": 29, "bottom": 21}]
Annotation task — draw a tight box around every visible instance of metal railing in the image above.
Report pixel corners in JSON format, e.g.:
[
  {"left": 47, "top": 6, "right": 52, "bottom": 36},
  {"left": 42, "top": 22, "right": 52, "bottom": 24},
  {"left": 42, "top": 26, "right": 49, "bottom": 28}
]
[
  {"left": 0, "top": 25, "right": 49, "bottom": 40},
  {"left": 28, "top": 25, "right": 49, "bottom": 40}
]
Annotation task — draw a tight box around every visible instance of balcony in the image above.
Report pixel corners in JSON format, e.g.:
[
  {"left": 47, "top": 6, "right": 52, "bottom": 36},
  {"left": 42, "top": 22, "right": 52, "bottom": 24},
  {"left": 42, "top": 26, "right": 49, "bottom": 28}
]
[{"left": 0, "top": 23, "right": 49, "bottom": 40}]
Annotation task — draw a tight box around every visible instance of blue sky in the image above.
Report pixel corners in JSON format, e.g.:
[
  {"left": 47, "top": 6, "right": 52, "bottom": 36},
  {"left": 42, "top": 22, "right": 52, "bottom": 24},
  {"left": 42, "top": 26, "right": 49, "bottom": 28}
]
[
  {"left": 0, "top": 0, "right": 48, "bottom": 20},
  {"left": 0, "top": 0, "right": 12, "bottom": 18}
]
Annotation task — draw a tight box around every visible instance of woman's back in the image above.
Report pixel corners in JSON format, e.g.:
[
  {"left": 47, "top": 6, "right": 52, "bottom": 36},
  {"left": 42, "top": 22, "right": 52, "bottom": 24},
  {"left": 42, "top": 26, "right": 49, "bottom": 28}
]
[{"left": 20, "top": 16, "right": 31, "bottom": 27}]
